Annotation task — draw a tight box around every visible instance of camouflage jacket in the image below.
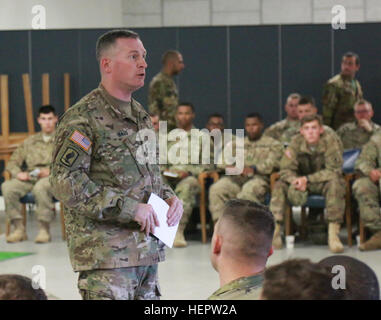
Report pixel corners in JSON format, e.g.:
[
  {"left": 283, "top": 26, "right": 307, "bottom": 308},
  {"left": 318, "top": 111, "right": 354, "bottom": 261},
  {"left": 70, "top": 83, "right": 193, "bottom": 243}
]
[
  {"left": 162, "top": 126, "right": 214, "bottom": 176},
  {"left": 208, "top": 273, "right": 264, "bottom": 300},
  {"left": 264, "top": 118, "right": 300, "bottom": 147},
  {"left": 280, "top": 132, "right": 343, "bottom": 184},
  {"left": 148, "top": 72, "right": 178, "bottom": 131},
  {"left": 50, "top": 84, "right": 175, "bottom": 272},
  {"left": 337, "top": 121, "right": 381, "bottom": 150},
  {"left": 322, "top": 73, "right": 363, "bottom": 130},
  {"left": 6, "top": 132, "right": 54, "bottom": 178},
  {"left": 217, "top": 135, "right": 283, "bottom": 183},
  {"left": 355, "top": 132, "right": 381, "bottom": 176}
]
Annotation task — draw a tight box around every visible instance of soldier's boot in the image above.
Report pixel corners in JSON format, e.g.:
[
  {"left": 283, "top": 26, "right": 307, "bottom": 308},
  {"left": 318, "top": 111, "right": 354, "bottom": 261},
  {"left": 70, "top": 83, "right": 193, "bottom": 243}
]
[
  {"left": 35, "top": 221, "right": 51, "bottom": 243},
  {"left": 6, "top": 219, "right": 27, "bottom": 243},
  {"left": 328, "top": 222, "right": 344, "bottom": 253},
  {"left": 359, "top": 230, "right": 381, "bottom": 251},
  {"left": 272, "top": 222, "right": 283, "bottom": 249},
  {"left": 174, "top": 224, "right": 187, "bottom": 248}
]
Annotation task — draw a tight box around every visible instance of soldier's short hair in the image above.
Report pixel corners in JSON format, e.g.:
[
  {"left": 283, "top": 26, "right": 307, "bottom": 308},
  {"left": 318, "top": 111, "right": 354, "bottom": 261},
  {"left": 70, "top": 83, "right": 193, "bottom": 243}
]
[
  {"left": 0, "top": 274, "right": 47, "bottom": 300},
  {"left": 149, "top": 111, "right": 159, "bottom": 118},
  {"left": 343, "top": 51, "right": 360, "bottom": 65},
  {"left": 176, "top": 102, "right": 195, "bottom": 113},
  {"left": 38, "top": 105, "right": 56, "bottom": 116},
  {"left": 355, "top": 99, "right": 372, "bottom": 111},
  {"left": 207, "top": 113, "right": 224, "bottom": 122},
  {"left": 245, "top": 112, "right": 263, "bottom": 123},
  {"left": 261, "top": 259, "right": 350, "bottom": 300},
  {"left": 300, "top": 114, "right": 323, "bottom": 127},
  {"left": 318, "top": 255, "right": 379, "bottom": 300},
  {"left": 96, "top": 29, "right": 139, "bottom": 61},
  {"left": 298, "top": 95, "right": 316, "bottom": 107},
  {"left": 219, "top": 199, "right": 274, "bottom": 260},
  {"left": 286, "top": 93, "right": 301, "bottom": 102},
  {"left": 161, "top": 50, "right": 181, "bottom": 65}
]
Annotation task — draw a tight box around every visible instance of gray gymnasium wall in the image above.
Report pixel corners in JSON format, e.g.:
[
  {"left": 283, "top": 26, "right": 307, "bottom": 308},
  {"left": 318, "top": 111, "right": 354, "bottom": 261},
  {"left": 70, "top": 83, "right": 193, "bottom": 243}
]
[{"left": 1, "top": 23, "right": 381, "bottom": 184}]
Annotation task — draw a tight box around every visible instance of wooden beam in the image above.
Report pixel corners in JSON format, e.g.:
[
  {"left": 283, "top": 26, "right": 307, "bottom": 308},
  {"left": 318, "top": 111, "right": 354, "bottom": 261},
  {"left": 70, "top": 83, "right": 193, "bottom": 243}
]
[
  {"left": 42, "top": 73, "right": 50, "bottom": 105},
  {"left": 22, "top": 73, "right": 35, "bottom": 135},
  {"left": 0, "top": 75, "right": 10, "bottom": 144},
  {"left": 64, "top": 73, "right": 70, "bottom": 111}
]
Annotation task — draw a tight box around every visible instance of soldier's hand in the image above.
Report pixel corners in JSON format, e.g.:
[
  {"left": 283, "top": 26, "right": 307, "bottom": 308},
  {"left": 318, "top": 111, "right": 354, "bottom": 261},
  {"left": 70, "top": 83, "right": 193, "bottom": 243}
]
[
  {"left": 17, "top": 172, "right": 30, "bottom": 181},
  {"left": 38, "top": 168, "right": 50, "bottom": 178},
  {"left": 358, "top": 119, "right": 373, "bottom": 132},
  {"left": 369, "top": 169, "right": 381, "bottom": 183},
  {"left": 165, "top": 196, "right": 183, "bottom": 227},
  {"left": 176, "top": 171, "right": 189, "bottom": 179},
  {"left": 293, "top": 177, "right": 307, "bottom": 191},
  {"left": 241, "top": 167, "right": 254, "bottom": 177},
  {"left": 133, "top": 204, "right": 160, "bottom": 236}
]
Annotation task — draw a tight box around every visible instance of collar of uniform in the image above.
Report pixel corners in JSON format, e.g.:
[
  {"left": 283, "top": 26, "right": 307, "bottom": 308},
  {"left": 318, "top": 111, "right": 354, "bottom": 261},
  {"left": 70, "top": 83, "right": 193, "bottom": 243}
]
[
  {"left": 300, "top": 137, "right": 325, "bottom": 154},
  {"left": 98, "top": 84, "right": 138, "bottom": 123},
  {"left": 211, "top": 273, "right": 264, "bottom": 296},
  {"left": 245, "top": 134, "right": 262, "bottom": 144},
  {"left": 33, "top": 131, "right": 46, "bottom": 142},
  {"left": 340, "top": 73, "right": 355, "bottom": 82},
  {"left": 160, "top": 71, "right": 173, "bottom": 81}
]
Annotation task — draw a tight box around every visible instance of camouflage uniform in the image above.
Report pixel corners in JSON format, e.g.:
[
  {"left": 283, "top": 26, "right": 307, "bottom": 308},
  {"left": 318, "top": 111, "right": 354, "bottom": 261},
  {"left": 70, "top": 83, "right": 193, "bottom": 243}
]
[
  {"left": 208, "top": 274, "right": 263, "bottom": 300},
  {"left": 50, "top": 84, "right": 175, "bottom": 300},
  {"left": 209, "top": 135, "right": 283, "bottom": 221},
  {"left": 270, "top": 132, "right": 345, "bottom": 223},
  {"left": 162, "top": 127, "right": 213, "bottom": 231},
  {"left": 352, "top": 132, "right": 381, "bottom": 231},
  {"left": 322, "top": 74, "right": 363, "bottom": 130},
  {"left": 148, "top": 72, "right": 178, "bottom": 131},
  {"left": 1, "top": 132, "right": 55, "bottom": 223},
  {"left": 337, "top": 121, "right": 381, "bottom": 150},
  {"left": 264, "top": 118, "right": 300, "bottom": 147}
]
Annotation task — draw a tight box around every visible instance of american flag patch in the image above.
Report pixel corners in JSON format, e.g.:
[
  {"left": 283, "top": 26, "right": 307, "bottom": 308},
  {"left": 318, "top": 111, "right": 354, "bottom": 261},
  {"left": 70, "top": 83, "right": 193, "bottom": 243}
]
[{"left": 70, "top": 130, "right": 92, "bottom": 151}]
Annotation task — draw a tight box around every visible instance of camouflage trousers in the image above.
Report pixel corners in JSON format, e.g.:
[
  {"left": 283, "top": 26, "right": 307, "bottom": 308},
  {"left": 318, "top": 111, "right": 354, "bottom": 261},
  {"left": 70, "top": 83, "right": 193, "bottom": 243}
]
[
  {"left": 1, "top": 177, "right": 55, "bottom": 222},
  {"left": 352, "top": 177, "right": 381, "bottom": 231},
  {"left": 270, "top": 177, "right": 345, "bottom": 223},
  {"left": 163, "top": 176, "right": 201, "bottom": 229},
  {"left": 209, "top": 176, "right": 269, "bottom": 221},
  {"left": 78, "top": 265, "right": 160, "bottom": 300}
]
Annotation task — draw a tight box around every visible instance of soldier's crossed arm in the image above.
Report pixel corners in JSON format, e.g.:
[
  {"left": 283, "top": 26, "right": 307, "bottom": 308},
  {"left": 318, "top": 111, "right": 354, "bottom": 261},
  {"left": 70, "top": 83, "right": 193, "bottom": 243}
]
[
  {"left": 355, "top": 139, "right": 379, "bottom": 176},
  {"left": 6, "top": 139, "right": 27, "bottom": 178},
  {"left": 307, "top": 146, "right": 343, "bottom": 183},
  {"left": 279, "top": 146, "right": 299, "bottom": 184},
  {"left": 50, "top": 113, "right": 138, "bottom": 224},
  {"left": 322, "top": 83, "right": 339, "bottom": 127}
]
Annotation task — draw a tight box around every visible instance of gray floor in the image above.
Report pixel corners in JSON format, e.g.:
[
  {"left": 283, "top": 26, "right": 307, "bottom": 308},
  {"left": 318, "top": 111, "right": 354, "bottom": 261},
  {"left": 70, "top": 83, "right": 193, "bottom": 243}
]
[{"left": 0, "top": 206, "right": 380, "bottom": 300}]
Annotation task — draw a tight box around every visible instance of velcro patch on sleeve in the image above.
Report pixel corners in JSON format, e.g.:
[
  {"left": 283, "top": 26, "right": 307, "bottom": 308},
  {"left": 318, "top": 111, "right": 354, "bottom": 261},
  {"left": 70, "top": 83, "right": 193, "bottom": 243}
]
[
  {"left": 69, "top": 130, "right": 92, "bottom": 151},
  {"left": 60, "top": 147, "right": 79, "bottom": 167}
]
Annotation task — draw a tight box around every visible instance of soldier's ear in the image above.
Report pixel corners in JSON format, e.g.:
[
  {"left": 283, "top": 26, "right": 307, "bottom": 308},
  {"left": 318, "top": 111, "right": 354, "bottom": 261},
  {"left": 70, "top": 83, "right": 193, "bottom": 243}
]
[{"left": 212, "top": 235, "right": 222, "bottom": 254}]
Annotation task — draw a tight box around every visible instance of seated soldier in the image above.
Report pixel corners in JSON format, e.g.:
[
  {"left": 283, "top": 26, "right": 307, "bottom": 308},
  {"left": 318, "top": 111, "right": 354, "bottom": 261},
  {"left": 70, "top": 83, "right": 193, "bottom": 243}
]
[
  {"left": 270, "top": 114, "right": 346, "bottom": 253},
  {"left": 208, "top": 199, "right": 274, "bottom": 300},
  {"left": 352, "top": 131, "right": 381, "bottom": 251},
  {"left": 260, "top": 259, "right": 349, "bottom": 300},
  {"left": 209, "top": 113, "right": 283, "bottom": 224},
  {"left": 264, "top": 93, "right": 301, "bottom": 147},
  {"left": 337, "top": 99, "right": 380, "bottom": 150},
  {"left": 161, "top": 102, "right": 213, "bottom": 247},
  {"left": 1, "top": 105, "right": 58, "bottom": 243}
]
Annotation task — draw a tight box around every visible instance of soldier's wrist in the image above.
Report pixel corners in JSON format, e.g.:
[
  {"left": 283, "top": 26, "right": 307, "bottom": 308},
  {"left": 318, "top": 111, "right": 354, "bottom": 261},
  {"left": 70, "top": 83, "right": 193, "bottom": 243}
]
[{"left": 118, "top": 198, "right": 139, "bottom": 223}]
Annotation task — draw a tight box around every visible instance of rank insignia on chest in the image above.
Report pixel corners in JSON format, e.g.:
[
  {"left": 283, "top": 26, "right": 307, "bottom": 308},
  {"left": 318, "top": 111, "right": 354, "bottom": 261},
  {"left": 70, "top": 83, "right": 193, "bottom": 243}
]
[
  {"left": 70, "top": 130, "right": 92, "bottom": 151},
  {"left": 60, "top": 147, "right": 79, "bottom": 167}
]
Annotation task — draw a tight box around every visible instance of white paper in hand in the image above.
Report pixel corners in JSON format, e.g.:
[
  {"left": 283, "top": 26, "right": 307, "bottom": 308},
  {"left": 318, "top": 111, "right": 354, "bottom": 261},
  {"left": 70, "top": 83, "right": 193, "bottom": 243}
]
[{"left": 148, "top": 193, "right": 179, "bottom": 248}]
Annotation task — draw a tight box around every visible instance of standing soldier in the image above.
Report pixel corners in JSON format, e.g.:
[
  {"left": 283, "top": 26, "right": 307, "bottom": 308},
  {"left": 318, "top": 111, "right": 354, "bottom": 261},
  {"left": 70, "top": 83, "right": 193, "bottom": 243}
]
[
  {"left": 352, "top": 132, "right": 381, "bottom": 251},
  {"left": 162, "top": 102, "right": 213, "bottom": 247},
  {"left": 337, "top": 99, "right": 380, "bottom": 150},
  {"left": 270, "top": 114, "right": 345, "bottom": 253},
  {"left": 322, "top": 52, "right": 363, "bottom": 130},
  {"left": 264, "top": 93, "right": 301, "bottom": 147},
  {"left": 1, "top": 105, "right": 58, "bottom": 243},
  {"left": 209, "top": 113, "right": 283, "bottom": 224},
  {"left": 148, "top": 50, "right": 185, "bottom": 132},
  {"left": 50, "top": 30, "right": 183, "bottom": 300}
]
